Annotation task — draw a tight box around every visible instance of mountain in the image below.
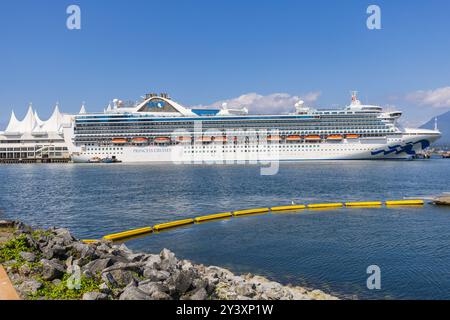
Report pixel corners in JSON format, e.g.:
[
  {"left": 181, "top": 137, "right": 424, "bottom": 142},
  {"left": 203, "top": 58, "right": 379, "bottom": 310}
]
[{"left": 420, "top": 110, "right": 450, "bottom": 146}]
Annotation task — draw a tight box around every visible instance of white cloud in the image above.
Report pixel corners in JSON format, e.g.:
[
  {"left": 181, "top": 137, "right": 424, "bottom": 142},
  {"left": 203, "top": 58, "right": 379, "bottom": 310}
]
[
  {"left": 194, "top": 92, "right": 321, "bottom": 114},
  {"left": 406, "top": 86, "right": 450, "bottom": 108}
]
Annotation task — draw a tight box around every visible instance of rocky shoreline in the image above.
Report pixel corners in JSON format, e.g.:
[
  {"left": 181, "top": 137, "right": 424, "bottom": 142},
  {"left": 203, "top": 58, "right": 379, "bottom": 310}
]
[{"left": 0, "top": 220, "right": 338, "bottom": 300}]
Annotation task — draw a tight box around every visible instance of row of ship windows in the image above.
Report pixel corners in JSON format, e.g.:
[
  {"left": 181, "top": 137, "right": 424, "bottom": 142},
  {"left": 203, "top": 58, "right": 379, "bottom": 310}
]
[
  {"left": 84, "top": 145, "right": 379, "bottom": 152},
  {"left": 75, "top": 123, "right": 388, "bottom": 129},
  {"left": 0, "top": 147, "right": 68, "bottom": 151},
  {"left": 75, "top": 125, "right": 393, "bottom": 130},
  {"left": 83, "top": 147, "right": 377, "bottom": 155},
  {"left": 76, "top": 118, "right": 384, "bottom": 125},
  {"left": 182, "top": 148, "right": 376, "bottom": 153}
]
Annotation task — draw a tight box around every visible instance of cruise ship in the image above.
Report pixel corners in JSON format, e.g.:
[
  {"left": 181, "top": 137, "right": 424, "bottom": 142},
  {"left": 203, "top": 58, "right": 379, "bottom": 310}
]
[{"left": 64, "top": 92, "right": 441, "bottom": 163}]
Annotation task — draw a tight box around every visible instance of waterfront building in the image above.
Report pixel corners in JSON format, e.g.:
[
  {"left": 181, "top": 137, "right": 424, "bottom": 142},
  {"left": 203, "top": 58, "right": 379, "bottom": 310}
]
[{"left": 0, "top": 104, "right": 72, "bottom": 163}]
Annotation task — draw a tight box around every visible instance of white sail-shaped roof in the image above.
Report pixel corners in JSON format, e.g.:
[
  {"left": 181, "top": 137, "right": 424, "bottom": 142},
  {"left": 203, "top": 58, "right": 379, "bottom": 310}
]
[
  {"left": 79, "top": 103, "right": 86, "bottom": 114},
  {"left": 42, "top": 104, "right": 63, "bottom": 133},
  {"left": 34, "top": 111, "right": 44, "bottom": 126},
  {"left": 5, "top": 110, "right": 21, "bottom": 133},
  {"left": 17, "top": 104, "right": 37, "bottom": 133}
]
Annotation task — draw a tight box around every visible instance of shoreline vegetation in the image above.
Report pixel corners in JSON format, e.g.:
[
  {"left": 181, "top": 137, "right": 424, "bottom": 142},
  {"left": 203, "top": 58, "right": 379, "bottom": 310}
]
[{"left": 0, "top": 220, "right": 338, "bottom": 300}]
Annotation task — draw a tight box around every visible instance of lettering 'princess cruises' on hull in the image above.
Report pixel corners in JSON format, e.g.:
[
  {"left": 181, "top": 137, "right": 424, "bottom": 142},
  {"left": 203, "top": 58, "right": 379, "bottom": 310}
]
[{"left": 64, "top": 92, "right": 441, "bottom": 163}]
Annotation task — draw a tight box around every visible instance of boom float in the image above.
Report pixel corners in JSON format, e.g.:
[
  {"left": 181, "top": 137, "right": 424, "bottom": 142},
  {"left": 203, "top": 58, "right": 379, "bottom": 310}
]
[{"left": 86, "top": 199, "right": 425, "bottom": 242}]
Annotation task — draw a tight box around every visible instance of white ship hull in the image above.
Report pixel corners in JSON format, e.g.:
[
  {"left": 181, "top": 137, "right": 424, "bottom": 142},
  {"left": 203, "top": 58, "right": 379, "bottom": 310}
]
[{"left": 71, "top": 133, "right": 438, "bottom": 163}]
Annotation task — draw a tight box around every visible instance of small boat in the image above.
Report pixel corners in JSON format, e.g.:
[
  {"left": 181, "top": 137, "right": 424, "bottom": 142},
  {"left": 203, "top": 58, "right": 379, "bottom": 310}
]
[
  {"left": 213, "top": 136, "right": 227, "bottom": 142},
  {"left": 131, "top": 137, "right": 148, "bottom": 144},
  {"left": 176, "top": 136, "right": 192, "bottom": 143},
  {"left": 101, "top": 157, "right": 122, "bottom": 163},
  {"left": 304, "top": 135, "right": 321, "bottom": 141},
  {"left": 346, "top": 134, "right": 360, "bottom": 139},
  {"left": 198, "top": 136, "right": 212, "bottom": 143},
  {"left": 153, "top": 137, "right": 171, "bottom": 144},
  {"left": 327, "top": 134, "right": 343, "bottom": 140},
  {"left": 286, "top": 135, "right": 302, "bottom": 141},
  {"left": 267, "top": 135, "right": 282, "bottom": 141},
  {"left": 87, "top": 157, "right": 101, "bottom": 163},
  {"left": 112, "top": 138, "right": 127, "bottom": 144}
]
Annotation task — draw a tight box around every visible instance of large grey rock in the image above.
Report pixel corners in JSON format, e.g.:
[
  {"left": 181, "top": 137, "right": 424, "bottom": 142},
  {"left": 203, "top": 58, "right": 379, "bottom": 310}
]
[
  {"left": 102, "top": 262, "right": 143, "bottom": 274},
  {"left": 84, "top": 258, "right": 113, "bottom": 275},
  {"left": 206, "top": 266, "right": 234, "bottom": 279},
  {"left": 144, "top": 254, "right": 161, "bottom": 270},
  {"left": 23, "top": 234, "right": 38, "bottom": 249},
  {"left": 54, "top": 228, "right": 75, "bottom": 245},
  {"left": 142, "top": 268, "right": 170, "bottom": 281},
  {"left": 51, "top": 245, "right": 68, "bottom": 259},
  {"left": 0, "top": 220, "right": 15, "bottom": 228},
  {"left": 82, "top": 291, "right": 109, "bottom": 300},
  {"left": 72, "top": 242, "right": 97, "bottom": 260},
  {"left": 99, "top": 282, "right": 112, "bottom": 294},
  {"left": 102, "top": 269, "right": 136, "bottom": 288},
  {"left": 19, "top": 279, "right": 42, "bottom": 295},
  {"left": 151, "top": 291, "right": 172, "bottom": 300},
  {"left": 235, "top": 284, "right": 256, "bottom": 298},
  {"left": 167, "top": 270, "right": 195, "bottom": 295},
  {"left": 127, "top": 253, "right": 147, "bottom": 262},
  {"left": 119, "top": 285, "right": 152, "bottom": 300},
  {"left": 19, "top": 251, "right": 36, "bottom": 263},
  {"left": 18, "top": 264, "right": 32, "bottom": 277},
  {"left": 181, "top": 288, "right": 208, "bottom": 300},
  {"left": 41, "top": 259, "right": 65, "bottom": 281},
  {"left": 42, "top": 247, "right": 55, "bottom": 260},
  {"left": 159, "top": 249, "right": 177, "bottom": 271},
  {"left": 138, "top": 281, "right": 169, "bottom": 296}
]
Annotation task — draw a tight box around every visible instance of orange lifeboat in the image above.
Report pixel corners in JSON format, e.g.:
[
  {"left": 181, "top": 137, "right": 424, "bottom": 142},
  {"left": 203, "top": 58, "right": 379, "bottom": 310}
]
[
  {"left": 198, "top": 136, "right": 212, "bottom": 143},
  {"left": 286, "top": 135, "right": 302, "bottom": 142},
  {"left": 267, "top": 135, "right": 282, "bottom": 142},
  {"left": 132, "top": 137, "right": 148, "bottom": 144},
  {"left": 153, "top": 137, "right": 171, "bottom": 144},
  {"left": 112, "top": 138, "right": 127, "bottom": 144},
  {"left": 176, "top": 136, "right": 192, "bottom": 143},
  {"left": 213, "top": 136, "right": 227, "bottom": 142},
  {"left": 346, "top": 134, "right": 360, "bottom": 139},
  {"left": 327, "top": 134, "right": 343, "bottom": 140},
  {"left": 304, "top": 135, "right": 321, "bottom": 141}
]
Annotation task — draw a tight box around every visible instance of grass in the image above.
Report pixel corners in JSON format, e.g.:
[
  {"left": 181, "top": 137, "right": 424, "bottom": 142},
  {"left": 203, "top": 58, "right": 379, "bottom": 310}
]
[
  {"left": 0, "top": 234, "right": 32, "bottom": 263},
  {"left": 1, "top": 230, "right": 105, "bottom": 300},
  {"left": 31, "top": 273, "right": 102, "bottom": 300}
]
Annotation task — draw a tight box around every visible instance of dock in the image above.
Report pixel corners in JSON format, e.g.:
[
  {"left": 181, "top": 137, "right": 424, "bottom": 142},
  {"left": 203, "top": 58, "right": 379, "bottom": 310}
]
[{"left": 433, "top": 196, "right": 450, "bottom": 206}]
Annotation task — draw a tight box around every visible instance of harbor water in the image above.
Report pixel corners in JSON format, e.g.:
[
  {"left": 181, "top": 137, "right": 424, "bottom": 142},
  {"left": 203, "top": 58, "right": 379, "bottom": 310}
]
[{"left": 0, "top": 160, "right": 449, "bottom": 299}]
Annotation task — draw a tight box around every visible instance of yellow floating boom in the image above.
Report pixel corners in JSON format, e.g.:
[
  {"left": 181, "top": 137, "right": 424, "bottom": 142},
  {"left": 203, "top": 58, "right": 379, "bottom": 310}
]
[
  {"left": 345, "top": 201, "right": 382, "bottom": 207},
  {"left": 270, "top": 205, "right": 306, "bottom": 211},
  {"left": 233, "top": 208, "right": 270, "bottom": 216},
  {"left": 194, "top": 212, "right": 232, "bottom": 223},
  {"left": 103, "top": 226, "right": 153, "bottom": 241},
  {"left": 153, "top": 218, "right": 194, "bottom": 231},
  {"left": 385, "top": 199, "right": 424, "bottom": 206},
  {"left": 307, "top": 203, "right": 343, "bottom": 209},
  {"left": 81, "top": 239, "right": 99, "bottom": 244}
]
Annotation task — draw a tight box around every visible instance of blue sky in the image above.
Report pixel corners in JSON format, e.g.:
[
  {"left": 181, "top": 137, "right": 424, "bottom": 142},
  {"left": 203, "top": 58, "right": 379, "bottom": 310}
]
[{"left": 1, "top": 0, "right": 449, "bottom": 127}]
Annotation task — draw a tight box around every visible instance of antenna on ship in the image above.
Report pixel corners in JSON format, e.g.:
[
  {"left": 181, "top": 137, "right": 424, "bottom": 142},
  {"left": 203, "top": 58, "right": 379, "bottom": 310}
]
[
  {"left": 350, "top": 91, "right": 361, "bottom": 106},
  {"left": 434, "top": 117, "right": 438, "bottom": 131}
]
